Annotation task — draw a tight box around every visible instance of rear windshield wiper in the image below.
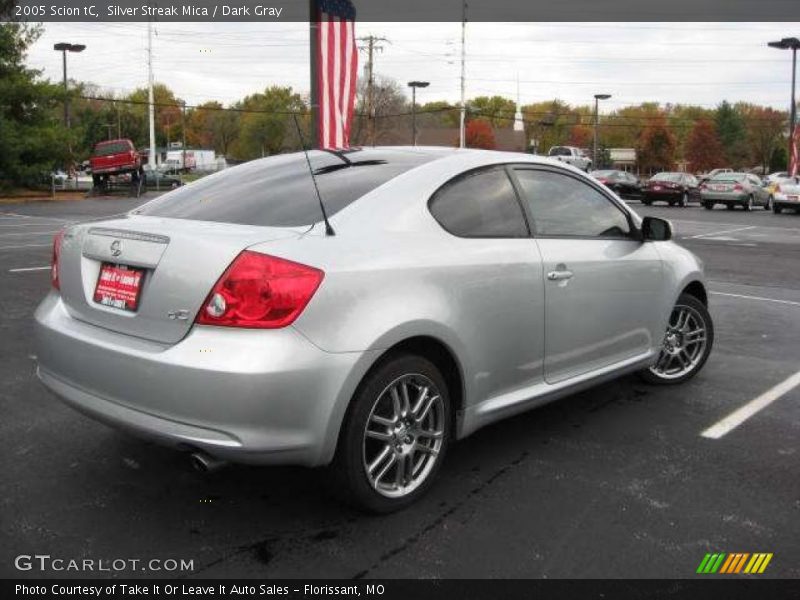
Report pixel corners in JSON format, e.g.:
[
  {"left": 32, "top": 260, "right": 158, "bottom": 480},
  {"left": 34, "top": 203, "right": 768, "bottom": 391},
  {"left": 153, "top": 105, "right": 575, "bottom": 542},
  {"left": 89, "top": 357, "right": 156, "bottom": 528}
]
[{"left": 313, "top": 159, "right": 387, "bottom": 175}]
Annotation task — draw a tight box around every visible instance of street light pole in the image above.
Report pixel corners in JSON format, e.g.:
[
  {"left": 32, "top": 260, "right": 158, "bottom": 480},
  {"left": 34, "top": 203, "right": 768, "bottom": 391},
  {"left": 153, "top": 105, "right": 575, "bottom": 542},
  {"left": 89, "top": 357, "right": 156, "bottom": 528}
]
[
  {"left": 53, "top": 42, "right": 86, "bottom": 129},
  {"left": 407, "top": 81, "right": 429, "bottom": 146},
  {"left": 593, "top": 93, "right": 611, "bottom": 170},
  {"left": 768, "top": 37, "right": 800, "bottom": 174}
]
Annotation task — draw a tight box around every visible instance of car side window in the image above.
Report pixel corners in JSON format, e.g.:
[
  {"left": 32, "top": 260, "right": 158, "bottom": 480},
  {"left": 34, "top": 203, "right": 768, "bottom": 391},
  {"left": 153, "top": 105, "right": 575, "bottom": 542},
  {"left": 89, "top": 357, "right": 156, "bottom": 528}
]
[
  {"left": 429, "top": 167, "right": 529, "bottom": 238},
  {"left": 513, "top": 168, "right": 632, "bottom": 238}
]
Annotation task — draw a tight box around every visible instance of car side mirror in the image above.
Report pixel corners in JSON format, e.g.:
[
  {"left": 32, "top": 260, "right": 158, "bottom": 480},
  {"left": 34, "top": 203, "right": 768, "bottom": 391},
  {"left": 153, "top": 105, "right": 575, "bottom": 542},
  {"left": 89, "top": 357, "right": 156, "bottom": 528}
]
[{"left": 642, "top": 216, "right": 672, "bottom": 242}]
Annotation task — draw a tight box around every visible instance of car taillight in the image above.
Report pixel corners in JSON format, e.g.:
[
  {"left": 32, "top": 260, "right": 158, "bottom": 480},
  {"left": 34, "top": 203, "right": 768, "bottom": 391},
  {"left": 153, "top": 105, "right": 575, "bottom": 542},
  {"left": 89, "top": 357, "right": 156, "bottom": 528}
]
[
  {"left": 733, "top": 184, "right": 743, "bottom": 191},
  {"left": 700, "top": 183, "right": 707, "bottom": 190},
  {"left": 196, "top": 251, "right": 324, "bottom": 329},
  {"left": 51, "top": 230, "right": 65, "bottom": 290}
]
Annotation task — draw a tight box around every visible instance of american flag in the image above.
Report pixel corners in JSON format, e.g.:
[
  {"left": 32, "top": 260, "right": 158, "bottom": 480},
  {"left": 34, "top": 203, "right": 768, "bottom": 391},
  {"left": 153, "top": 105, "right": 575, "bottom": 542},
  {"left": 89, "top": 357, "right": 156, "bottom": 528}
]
[
  {"left": 314, "top": 0, "right": 358, "bottom": 149},
  {"left": 790, "top": 123, "right": 799, "bottom": 177}
]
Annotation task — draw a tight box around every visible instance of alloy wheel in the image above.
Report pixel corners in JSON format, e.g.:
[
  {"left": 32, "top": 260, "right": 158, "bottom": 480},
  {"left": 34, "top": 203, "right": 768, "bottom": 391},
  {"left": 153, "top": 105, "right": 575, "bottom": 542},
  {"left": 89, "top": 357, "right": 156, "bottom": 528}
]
[
  {"left": 649, "top": 304, "right": 708, "bottom": 380},
  {"left": 362, "top": 374, "right": 445, "bottom": 499}
]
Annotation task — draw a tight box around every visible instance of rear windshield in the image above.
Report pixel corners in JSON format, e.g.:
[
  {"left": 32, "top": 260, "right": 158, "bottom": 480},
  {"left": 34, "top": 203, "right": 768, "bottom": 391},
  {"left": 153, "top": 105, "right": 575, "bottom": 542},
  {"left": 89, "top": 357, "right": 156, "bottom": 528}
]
[
  {"left": 133, "top": 148, "right": 444, "bottom": 227},
  {"left": 710, "top": 173, "right": 746, "bottom": 182},
  {"left": 94, "top": 141, "right": 132, "bottom": 156},
  {"left": 651, "top": 173, "right": 683, "bottom": 182}
]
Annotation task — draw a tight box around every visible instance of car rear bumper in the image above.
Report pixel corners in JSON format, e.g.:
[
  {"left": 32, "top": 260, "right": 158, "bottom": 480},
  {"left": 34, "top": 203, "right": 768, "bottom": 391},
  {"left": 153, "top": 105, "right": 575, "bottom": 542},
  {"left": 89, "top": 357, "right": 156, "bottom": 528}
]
[
  {"left": 643, "top": 190, "right": 682, "bottom": 200},
  {"left": 700, "top": 193, "right": 748, "bottom": 203},
  {"left": 34, "top": 293, "right": 378, "bottom": 466},
  {"left": 774, "top": 194, "right": 800, "bottom": 208}
]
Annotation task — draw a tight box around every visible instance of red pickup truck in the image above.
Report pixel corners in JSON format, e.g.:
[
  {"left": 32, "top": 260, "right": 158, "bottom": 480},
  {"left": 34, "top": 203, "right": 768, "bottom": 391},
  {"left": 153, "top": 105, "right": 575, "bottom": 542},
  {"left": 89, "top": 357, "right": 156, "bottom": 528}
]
[{"left": 89, "top": 139, "right": 142, "bottom": 186}]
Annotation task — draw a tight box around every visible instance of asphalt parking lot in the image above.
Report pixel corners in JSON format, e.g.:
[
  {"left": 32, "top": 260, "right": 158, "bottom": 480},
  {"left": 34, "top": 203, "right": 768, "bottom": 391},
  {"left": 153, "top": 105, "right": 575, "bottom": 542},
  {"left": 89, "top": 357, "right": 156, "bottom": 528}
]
[{"left": 1, "top": 195, "right": 798, "bottom": 579}]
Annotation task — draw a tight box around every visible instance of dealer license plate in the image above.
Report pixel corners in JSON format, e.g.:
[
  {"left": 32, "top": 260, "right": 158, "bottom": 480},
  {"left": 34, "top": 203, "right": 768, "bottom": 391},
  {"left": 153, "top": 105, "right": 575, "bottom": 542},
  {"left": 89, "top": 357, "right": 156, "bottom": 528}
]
[{"left": 93, "top": 263, "right": 144, "bottom": 312}]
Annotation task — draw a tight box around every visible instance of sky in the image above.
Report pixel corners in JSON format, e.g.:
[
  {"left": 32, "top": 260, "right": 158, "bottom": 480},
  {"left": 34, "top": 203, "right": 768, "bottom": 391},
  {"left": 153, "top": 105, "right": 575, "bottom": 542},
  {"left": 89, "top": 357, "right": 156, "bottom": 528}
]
[{"left": 24, "top": 21, "right": 800, "bottom": 113}]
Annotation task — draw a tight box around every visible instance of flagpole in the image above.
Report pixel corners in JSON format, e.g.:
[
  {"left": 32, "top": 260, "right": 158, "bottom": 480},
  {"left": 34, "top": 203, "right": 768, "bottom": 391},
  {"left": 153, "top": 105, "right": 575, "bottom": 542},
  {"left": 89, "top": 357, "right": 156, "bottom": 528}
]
[{"left": 309, "top": 0, "right": 319, "bottom": 149}]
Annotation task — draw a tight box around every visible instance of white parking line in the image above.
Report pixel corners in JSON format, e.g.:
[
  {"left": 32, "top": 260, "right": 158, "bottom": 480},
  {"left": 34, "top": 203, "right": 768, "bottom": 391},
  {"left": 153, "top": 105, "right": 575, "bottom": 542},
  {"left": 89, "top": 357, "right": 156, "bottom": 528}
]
[
  {"left": 710, "top": 291, "right": 800, "bottom": 307},
  {"left": 0, "top": 230, "right": 59, "bottom": 238},
  {"left": 0, "top": 212, "right": 69, "bottom": 222},
  {"left": 9, "top": 266, "right": 50, "bottom": 272},
  {"left": 685, "top": 225, "right": 756, "bottom": 240},
  {"left": 0, "top": 243, "right": 52, "bottom": 250},
  {"left": 701, "top": 371, "right": 800, "bottom": 439}
]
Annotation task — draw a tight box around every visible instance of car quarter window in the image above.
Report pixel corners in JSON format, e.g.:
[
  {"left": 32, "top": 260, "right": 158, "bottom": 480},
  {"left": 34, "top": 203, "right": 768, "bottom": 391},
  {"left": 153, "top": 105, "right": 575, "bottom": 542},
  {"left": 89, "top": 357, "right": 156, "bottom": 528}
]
[
  {"left": 513, "top": 168, "right": 632, "bottom": 238},
  {"left": 428, "top": 167, "right": 529, "bottom": 238}
]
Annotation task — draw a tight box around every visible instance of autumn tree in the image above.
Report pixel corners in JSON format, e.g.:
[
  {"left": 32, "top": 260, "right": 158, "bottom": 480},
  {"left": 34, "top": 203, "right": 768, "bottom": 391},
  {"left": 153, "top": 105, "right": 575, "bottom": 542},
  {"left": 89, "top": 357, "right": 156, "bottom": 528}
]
[
  {"left": 568, "top": 123, "right": 592, "bottom": 148},
  {"left": 740, "top": 104, "right": 786, "bottom": 173},
  {"left": 685, "top": 120, "right": 726, "bottom": 173},
  {"left": 419, "top": 101, "right": 460, "bottom": 128},
  {"left": 637, "top": 116, "right": 677, "bottom": 173},
  {"left": 465, "top": 119, "right": 496, "bottom": 149}
]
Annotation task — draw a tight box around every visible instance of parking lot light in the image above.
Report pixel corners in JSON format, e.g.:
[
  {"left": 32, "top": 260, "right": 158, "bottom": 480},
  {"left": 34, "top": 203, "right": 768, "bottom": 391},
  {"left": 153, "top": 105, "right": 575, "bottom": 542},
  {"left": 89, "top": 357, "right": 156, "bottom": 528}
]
[
  {"left": 594, "top": 94, "right": 612, "bottom": 170},
  {"left": 53, "top": 42, "right": 86, "bottom": 129},
  {"left": 407, "top": 81, "right": 430, "bottom": 147}
]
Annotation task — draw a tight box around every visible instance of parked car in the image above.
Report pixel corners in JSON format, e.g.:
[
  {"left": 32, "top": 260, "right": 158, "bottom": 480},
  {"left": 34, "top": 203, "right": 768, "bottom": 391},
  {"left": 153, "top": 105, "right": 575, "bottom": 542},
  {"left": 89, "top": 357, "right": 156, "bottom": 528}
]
[
  {"left": 642, "top": 172, "right": 700, "bottom": 207},
  {"left": 89, "top": 139, "right": 142, "bottom": 187},
  {"left": 700, "top": 172, "right": 772, "bottom": 211},
  {"left": 771, "top": 176, "right": 800, "bottom": 214},
  {"left": 590, "top": 169, "right": 642, "bottom": 200},
  {"left": 548, "top": 146, "right": 592, "bottom": 171},
  {"left": 143, "top": 168, "right": 183, "bottom": 189},
  {"left": 698, "top": 167, "right": 733, "bottom": 184},
  {"left": 35, "top": 147, "right": 713, "bottom": 512},
  {"left": 765, "top": 171, "right": 788, "bottom": 185}
]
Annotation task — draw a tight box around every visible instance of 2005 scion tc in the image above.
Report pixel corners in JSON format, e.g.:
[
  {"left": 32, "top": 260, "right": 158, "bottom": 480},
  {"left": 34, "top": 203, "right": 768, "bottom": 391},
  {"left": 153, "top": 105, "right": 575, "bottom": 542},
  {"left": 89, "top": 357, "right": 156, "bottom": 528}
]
[{"left": 35, "top": 147, "right": 713, "bottom": 512}]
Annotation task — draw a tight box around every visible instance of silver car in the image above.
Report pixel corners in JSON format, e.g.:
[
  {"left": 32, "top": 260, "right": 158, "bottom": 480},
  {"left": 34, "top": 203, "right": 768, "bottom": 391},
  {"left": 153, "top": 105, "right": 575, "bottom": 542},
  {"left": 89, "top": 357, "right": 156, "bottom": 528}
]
[
  {"left": 700, "top": 172, "right": 772, "bottom": 211},
  {"left": 35, "top": 148, "right": 714, "bottom": 512},
  {"left": 771, "top": 176, "right": 800, "bottom": 214}
]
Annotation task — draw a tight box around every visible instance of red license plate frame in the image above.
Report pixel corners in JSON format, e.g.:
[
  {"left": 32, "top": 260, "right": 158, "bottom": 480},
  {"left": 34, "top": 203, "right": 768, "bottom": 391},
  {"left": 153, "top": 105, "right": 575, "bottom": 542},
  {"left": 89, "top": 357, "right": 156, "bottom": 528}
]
[{"left": 93, "top": 263, "right": 145, "bottom": 312}]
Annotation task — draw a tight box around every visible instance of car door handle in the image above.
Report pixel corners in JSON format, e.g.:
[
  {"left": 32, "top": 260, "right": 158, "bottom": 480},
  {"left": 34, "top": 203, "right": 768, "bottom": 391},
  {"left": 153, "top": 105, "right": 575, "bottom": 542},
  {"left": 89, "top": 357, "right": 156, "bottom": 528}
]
[{"left": 547, "top": 270, "right": 574, "bottom": 281}]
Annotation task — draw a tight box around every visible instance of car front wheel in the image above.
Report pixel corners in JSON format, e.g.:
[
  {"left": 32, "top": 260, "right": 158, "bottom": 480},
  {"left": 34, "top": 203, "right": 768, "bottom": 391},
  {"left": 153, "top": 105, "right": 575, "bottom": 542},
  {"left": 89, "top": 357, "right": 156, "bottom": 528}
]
[
  {"left": 639, "top": 293, "right": 714, "bottom": 385},
  {"left": 333, "top": 354, "right": 451, "bottom": 513}
]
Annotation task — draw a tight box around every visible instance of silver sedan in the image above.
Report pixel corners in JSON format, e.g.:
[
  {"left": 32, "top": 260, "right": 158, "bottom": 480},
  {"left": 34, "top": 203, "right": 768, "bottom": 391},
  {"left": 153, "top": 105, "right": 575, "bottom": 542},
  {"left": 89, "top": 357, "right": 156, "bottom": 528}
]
[
  {"left": 700, "top": 172, "right": 772, "bottom": 211},
  {"left": 35, "top": 148, "right": 714, "bottom": 512}
]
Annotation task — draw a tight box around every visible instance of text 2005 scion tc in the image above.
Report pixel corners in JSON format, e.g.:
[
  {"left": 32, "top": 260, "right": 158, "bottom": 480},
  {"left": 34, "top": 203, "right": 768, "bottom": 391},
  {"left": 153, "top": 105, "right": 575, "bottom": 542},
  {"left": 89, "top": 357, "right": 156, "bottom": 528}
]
[{"left": 35, "top": 147, "right": 713, "bottom": 512}]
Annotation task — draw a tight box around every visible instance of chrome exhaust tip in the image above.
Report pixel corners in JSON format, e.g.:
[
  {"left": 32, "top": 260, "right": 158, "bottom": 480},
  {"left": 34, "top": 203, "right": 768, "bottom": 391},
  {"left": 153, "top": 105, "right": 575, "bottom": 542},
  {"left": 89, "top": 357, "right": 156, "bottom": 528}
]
[{"left": 190, "top": 451, "right": 228, "bottom": 474}]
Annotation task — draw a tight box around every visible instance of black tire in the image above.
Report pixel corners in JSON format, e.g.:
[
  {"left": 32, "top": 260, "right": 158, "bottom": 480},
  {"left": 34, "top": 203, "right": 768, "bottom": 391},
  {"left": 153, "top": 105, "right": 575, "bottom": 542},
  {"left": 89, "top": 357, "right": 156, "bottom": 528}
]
[
  {"left": 332, "top": 353, "right": 452, "bottom": 513},
  {"left": 638, "top": 293, "right": 714, "bottom": 386},
  {"left": 679, "top": 192, "right": 688, "bottom": 207},
  {"left": 764, "top": 196, "right": 772, "bottom": 211},
  {"left": 703, "top": 202, "right": 714, "bottom": 210},
  {"left": 773, "top": 205, "right": 782, "bottom": 214},
  {"left": 743, "top": 196, "right": 753, "bottom": 211},
  {"left": 726, "top": 203, "right": 734, "bottom": 210}
]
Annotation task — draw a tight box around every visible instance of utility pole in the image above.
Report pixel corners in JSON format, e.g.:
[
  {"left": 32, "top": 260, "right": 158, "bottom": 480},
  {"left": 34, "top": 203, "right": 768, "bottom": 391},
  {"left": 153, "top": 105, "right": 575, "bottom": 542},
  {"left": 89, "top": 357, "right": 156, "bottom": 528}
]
[
  {"left": 147, "top": 20, "right": 157, "bottom": 169},
  {"left": 459, "top": 1, "right": 467, "bottom": 148},
  {"left": 358, "top": 35, "right": 388, "bottom": 146},
  {"left": 593, "top": 94, "right": 611, "bottom": 170}
]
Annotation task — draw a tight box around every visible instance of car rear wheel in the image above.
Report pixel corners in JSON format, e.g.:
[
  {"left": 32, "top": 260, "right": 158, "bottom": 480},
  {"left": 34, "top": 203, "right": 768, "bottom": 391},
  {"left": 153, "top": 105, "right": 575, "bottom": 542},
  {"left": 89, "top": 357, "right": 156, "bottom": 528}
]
[
  {"left": 773, "top": 205, "right": 782, "bottom": 214},
  {"left": 703, "top": 202, "right": 713, "bottom": 210},
  {"left": 639, "top": 293, "right": 713, "bottom": 385},
  {"left": 743, "top": 196, "right": 753, "bottom": 211},
  {"left": 679, "top": 192, "right": 688, "bottom": 207},
  {"left": 726, "top": 203, "right": 734, "bottom": 210},
  {"left": 764, "top": 196, "right": 772, "bottom": 211},
  {"left": 333, "top": 354, "right": 451, "bottom": 513}
]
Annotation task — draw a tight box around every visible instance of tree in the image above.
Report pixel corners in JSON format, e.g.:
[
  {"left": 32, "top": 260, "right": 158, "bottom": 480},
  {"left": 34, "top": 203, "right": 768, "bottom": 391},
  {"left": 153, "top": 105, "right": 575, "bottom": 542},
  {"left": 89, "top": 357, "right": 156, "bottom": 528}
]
[
  {"left": 740, "top": 104, "right": 786, "bottom": 174},
  {"left": 567, "top": 124, "right": 592, "bottom": 148},
  {"left": 685, "top": 121, "right": 726, "bottom": 174},
  {"left": 465, "top": 119, "right": 495, "bottom": 149},
  {"left": 467, "top": 96, "right": 516, "bottom": 128},
  {"left": 352, "top": 75, "right": 407, "bottom": 145},
  {"left": 0, "top": 22, "right": 67, "bottom": 188},
  {"left": 419, "top": 101, "right": 459, "bottom": 128},
  {"left": 637, "top": 116, "right": 677, "bottom": 173},
  {"left": 185, "top": 101, "right": 240, "bottom": 156},
  {"left": 230, "top": 86, "right": 305, "bottom": 160},
  {"left": 715, "top": 101, "right": 748, "bottom": 167}
]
